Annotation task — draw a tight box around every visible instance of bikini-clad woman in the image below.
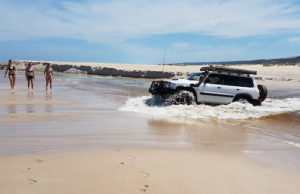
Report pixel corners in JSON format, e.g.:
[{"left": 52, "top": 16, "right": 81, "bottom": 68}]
[
  {"left": 4, "top": 59, "right": 16, "bottom": 89},
  {"left": 25, "top": 62, "right": 35, "bottom": 90},
  {"left": 44, "top": 63, "right": 53, "bottom": 91}
]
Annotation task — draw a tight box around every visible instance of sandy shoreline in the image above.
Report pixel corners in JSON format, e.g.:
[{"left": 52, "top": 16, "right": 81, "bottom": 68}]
[
  {"left": 1, "top": 60, "right": 299, "bottom": 85},
  {"left": 1, "top": 149, "right": 299, "bottom": 194}
]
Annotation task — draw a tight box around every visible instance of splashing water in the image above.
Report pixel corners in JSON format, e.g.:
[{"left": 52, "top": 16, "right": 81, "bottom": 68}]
[{"left": 119, "top": 96, "right": 300, "bottom": 120}]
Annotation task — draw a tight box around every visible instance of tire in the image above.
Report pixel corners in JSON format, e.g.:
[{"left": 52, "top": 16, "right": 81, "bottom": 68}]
[
  {"left": 168, "top": 90, "right": 195, "bottom": 105},
  {"left": 234, "top": 96, "right": 251, "bottom": 104},
  {"left": 257, "top": 85, "right": 268, "bottom": 102},
  {"left": 251, "top": 100, "right": 261, "bottom": 106}
]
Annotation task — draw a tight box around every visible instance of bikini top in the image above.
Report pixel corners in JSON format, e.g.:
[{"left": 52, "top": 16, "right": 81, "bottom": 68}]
[
  {"left": 45, "top": 67, "right": 53, "bottom": 72},
  {"left": 9, "top": 66, "right": 16, "bottom": 71},
  {"left": 26, "top": 67, "right": 33, "bottom": 72}
]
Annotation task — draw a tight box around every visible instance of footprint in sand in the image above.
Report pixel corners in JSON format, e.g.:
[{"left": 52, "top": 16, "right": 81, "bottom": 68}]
[
  {"left": 20, "top": 167, "right": 31, "bottom": 174},
  {"left": 128, "top": 154, "right": 136, "bottom": 160},
  {"left": 28, "top": 178, "right": 37, "bottom": 184},
  {"left": 140, "top": 171, "right": 150, "bottom": 178},
  {"left": 139, "top": 185, "right": 150, "bottom": 192},
  {"left": 35, "top": 159, "right": 43, "bottom": 163}
]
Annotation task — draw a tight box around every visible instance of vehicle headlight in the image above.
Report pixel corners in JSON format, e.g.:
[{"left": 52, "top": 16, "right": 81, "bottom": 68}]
[
  {"left": 163, "top": 82, "right": 172, "bottom": 87},
  {"left": 170, "top": 83, "right": 176, "bottom": 88},
  {"left": 163, "top": 82, "right": 169, "bottom": 87}
]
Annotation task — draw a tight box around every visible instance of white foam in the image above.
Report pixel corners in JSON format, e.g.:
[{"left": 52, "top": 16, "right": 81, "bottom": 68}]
[
  {"left": 242, "top": 150, "right": 263, "bottom": 154},
  {"left": 119, "top": 96, "right": 300, "bottom": 120},
  {"left": 282, "top": 141, "right": 300, "bottom": 148}
]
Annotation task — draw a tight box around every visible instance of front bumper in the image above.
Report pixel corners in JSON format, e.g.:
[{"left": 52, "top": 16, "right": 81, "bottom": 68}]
[{"left": 149, "top": 81, "right": 176, "bottom": 96}]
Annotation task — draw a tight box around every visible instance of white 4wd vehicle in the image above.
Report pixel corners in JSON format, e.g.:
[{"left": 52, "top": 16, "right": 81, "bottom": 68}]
[{"left": 149, "top": 66, "right": 267, "bottom": 106}]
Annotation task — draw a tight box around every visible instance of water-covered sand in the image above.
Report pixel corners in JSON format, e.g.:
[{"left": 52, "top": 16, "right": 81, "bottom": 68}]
[{"left": 0, "top": 65, "right": 300, "bottom": 194}]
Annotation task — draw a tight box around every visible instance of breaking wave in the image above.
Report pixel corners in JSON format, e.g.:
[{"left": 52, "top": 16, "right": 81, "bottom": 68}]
[{"left": 119, "top": 96, "right": 300, "bottom": 120}]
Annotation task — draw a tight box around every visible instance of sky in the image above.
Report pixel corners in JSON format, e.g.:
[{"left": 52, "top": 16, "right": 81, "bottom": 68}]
[{"left": 0, "top": 0, "right": 300, "bottom": 64}]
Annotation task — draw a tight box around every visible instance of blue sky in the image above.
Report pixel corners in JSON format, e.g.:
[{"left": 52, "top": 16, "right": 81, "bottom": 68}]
[{"left": 1, "top": 0, "right": 300, "bottom": 64}]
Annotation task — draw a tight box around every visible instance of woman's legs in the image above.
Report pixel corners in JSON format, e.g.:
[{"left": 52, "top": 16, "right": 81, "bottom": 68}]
[
  {"left": 12, "top": 75, "right": 16, "bottom": 89},
  {"left": 46, "top": 78, "right": 49, "bottom": 90},
  {"left": 30, "top": 79, "right": 34, "bottom": 89},
  {"left": 27, "top": 78, "right": 34, "bottom": 90},
  {"left": 9, "top": 76, "right": 13, "bottom": 89},
  {"left": 8, "top": 75, "right": 15, "bottom": 89},
  {"left": 49, "top": 78, "right": 52, "bottom": 89},
  {"left": 46, "top": 77, "right": 52, "bottom": 90},
  {"left": 27, "top": 78, "right": 30, "bottom": 90}
]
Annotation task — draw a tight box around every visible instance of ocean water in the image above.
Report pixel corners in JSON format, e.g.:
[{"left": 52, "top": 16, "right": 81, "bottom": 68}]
[{"left": 0, "top": 73, "right": 300, "bottom": 168}]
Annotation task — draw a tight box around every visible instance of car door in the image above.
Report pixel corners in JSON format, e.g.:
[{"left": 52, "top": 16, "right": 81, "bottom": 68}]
[{"left": 198, "top": 74, "right": 236, "bottom": 104}]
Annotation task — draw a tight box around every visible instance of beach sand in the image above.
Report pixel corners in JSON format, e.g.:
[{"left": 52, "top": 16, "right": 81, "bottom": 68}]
[
  {"left": 1, "top": 149, "right": 300, "bottom": 194},
  {"left": 0, "top": 63, "right": 300, "bottom": 194}
]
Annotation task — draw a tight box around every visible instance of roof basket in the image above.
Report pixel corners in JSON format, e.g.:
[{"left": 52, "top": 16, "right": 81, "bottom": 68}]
[{"left": 200, "top": 65, "right": 257, "bottom": 75}]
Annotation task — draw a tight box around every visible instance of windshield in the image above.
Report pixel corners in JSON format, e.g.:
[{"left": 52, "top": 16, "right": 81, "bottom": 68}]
[{"left": 187, "top": 73, "right": 204, "bottom": 81}]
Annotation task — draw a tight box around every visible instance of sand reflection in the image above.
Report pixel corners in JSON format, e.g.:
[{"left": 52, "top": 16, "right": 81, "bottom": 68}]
[
  {"left": 26, "top": 104, "right": 34, "bottom": 113},
  {"left": 44, "top": 92, "right": 53, "bottom": 112},
  {"left": 26, "top": 91, "right": 34, "bottom": 99},
  {"left": 7, "top": 104, "right": 17, "bottom": 114},
  {"left": 147, "top": 119, "right": 249, "bottom": 149}
]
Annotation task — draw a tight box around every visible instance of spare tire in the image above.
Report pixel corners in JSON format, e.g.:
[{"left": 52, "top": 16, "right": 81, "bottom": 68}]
[{"left": 258, "top": 85, "right": 268, "bottom": 102}]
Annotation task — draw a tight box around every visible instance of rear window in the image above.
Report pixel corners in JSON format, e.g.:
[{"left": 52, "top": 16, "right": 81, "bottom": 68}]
[
  {"left": 233, "top": 76, "right": 254, "bottom": 87},
  {"left": 206, "top": 74, "right": 254, "bottom": 87}
]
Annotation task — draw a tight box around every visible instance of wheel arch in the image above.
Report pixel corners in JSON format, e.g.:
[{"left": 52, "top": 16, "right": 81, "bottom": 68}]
[
  {"left": 233, "top": 93, "right": 253, "bottom": 102},
  {"left": 176, "top": 87, "right": 197, "bottom": 100}
]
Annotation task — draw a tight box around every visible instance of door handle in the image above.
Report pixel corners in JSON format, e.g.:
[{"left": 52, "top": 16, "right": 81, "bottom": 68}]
[
  {"left": 217, "top": 87, "right": 221, "bottom": 89},
  {"left": 236, "top": 88, "right": 240, "bottom": 91}
]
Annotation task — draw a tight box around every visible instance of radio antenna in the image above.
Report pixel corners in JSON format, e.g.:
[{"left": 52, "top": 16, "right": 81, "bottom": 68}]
[{"left": 162, "top": 50, "right": 166, "bottom": 72}]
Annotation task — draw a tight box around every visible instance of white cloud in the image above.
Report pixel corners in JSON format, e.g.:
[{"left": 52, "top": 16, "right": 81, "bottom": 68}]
[
  {"left": 287, "top": 36, "right": 300, "bottom": 45},
  {"left": 172, "top": 42, "right": 192, "bottom": 50},
  {"left": 0, "top": 0, "right": 300, "bottom": 43},
  {"left": 113, "top": 42, "right": 259, "bottom": 63}
]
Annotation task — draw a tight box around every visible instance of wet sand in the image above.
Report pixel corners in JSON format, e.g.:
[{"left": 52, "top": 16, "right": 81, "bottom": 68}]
[
  {"left": 1, "top": 149, "right": 300, "bottom": 194},
  {"left": 0, "top": 68, "right": 300, "bottom": 193}
]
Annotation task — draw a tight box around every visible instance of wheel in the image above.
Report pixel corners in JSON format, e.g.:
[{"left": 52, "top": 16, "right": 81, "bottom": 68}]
[
  {"left": 237, "top": 98, "right": 249, "bottom": 104},
  {"left": 234, "top": 96, "right": 250, "bottom": 104},
  {"left": 168, "top": 90, "right": 195, "bottom": 105}
]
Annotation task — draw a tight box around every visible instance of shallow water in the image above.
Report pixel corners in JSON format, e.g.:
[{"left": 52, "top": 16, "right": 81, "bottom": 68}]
[{"left": 0, "top": 73, "right": 299, "bottom": 168}]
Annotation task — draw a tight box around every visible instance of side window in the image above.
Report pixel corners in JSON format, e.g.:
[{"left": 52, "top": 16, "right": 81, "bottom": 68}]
[
  {"left": 222, "top": 75, "right": 236, "bottom": 86},
  {"left": 235, "top": 77, "right": 254, "bottom": 87},
  {"left": 222, "top": 75, "right": 254, "bottom": 87},
  {"left": 205, "top": 74, "right": 221, "bottom": 85}
]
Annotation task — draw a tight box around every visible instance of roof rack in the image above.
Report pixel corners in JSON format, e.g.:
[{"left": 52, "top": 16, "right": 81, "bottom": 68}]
[{"left": 200, "top": 65, "right": 257, "bottom": 75}]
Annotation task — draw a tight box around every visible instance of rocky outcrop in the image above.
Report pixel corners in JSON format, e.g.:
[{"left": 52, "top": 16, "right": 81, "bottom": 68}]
[{"left": 49, "top": 64, "right": 175, "bottom": 78}]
